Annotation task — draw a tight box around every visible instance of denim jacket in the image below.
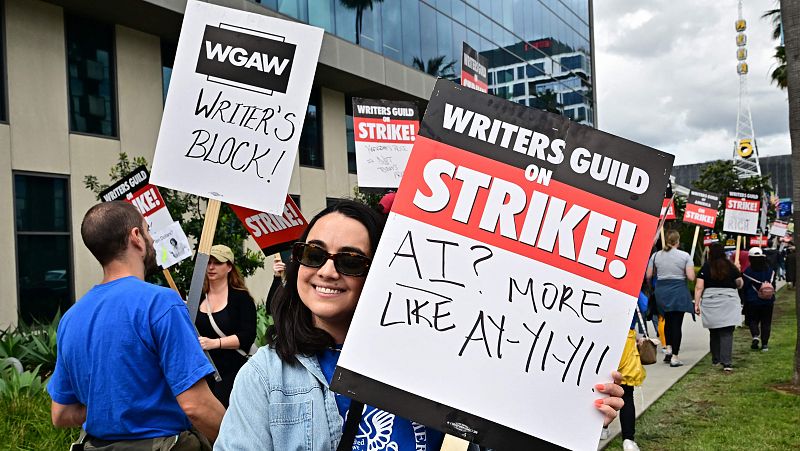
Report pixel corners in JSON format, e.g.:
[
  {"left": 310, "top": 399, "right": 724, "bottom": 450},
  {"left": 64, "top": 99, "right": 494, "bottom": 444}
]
[{"left": 214, "top": 346, "right": 344, "bottom": 451}]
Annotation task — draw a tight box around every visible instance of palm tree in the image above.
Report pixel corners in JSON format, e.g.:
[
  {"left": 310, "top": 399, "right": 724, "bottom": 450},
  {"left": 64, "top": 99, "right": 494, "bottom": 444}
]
[
  {"left": 531, "top": 89, "right": 562, "bottom": 115},
  {"left": 339, "top": 0, "right": 383, "bottom": 45},
  {"left": 778, "top": 0, "right": 800, "bottom": 386},
  {"left": 411, "top": 56, "right": 456, "bottom": 78},
  {"left": 764, "top": 7, "right": 787, "bottom": 89}
]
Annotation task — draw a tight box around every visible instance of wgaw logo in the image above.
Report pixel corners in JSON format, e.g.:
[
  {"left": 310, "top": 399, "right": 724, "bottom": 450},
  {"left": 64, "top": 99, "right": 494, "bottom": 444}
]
[{"left": 196, "top": 24, "right": 296, "bottom": 95}]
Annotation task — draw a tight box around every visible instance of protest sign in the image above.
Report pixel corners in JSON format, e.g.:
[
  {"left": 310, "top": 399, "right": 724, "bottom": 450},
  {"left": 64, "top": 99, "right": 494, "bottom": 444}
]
[
  {"left": 770, "top": 220, "right": 788, "bottom": 237},
  {"left": 332, "top": 80, "right": 674, "bottom": 450},
  {"left": 461, "top": 42, "right": 488, "bottom": 93},
  {"left": 703, "top": 232, "right": 719, "bottom": 247},
  {"left": 230, "top": 195, "right": 306, "bottom": 255},
  {"left": 153, "top": 222, "right": 193, "bottom": 268},
  {"left": 150, "top": 0, "right": 323, "bottom": 214},
  {"left": 682, "top": 190, "right": 721, "bottom": 228},
  {"left": 100, "top": 166, "right": 173, "bottom": 232},
  {"left": 99, "top": 166, "right": 192, "bottom": 273},
  {"left": 660, "top": 198, "right": 676, "bottom": 220},
  {"left": 749, "top": 236, "right": 768, "bottom": 248},
  {"left": 723, "top": 191, "right": 761, "bottom": 235},
  {"left": 352, "top": 98, "right": 420, "bottom": 188}
]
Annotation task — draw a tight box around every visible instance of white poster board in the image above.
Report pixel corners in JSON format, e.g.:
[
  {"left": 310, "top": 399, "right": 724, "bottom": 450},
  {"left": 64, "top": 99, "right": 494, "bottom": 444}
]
[
  {"left": 723, "top": 191, "right": 761, "bottom": 235},
  {"left": 332, "top": 80, "right": 674, "bottom": 450},
  {"left": 769, "top": 220, "right": 788, "bottom": 237},
  {"left": 352, "top": 98, "right": 419, "bottom": 188},
  {"left": 153, "top": 222, "right": 193, "bottom": 269},
  {"left": 150, "top": 0, "right": 323, "bottom": 214}
]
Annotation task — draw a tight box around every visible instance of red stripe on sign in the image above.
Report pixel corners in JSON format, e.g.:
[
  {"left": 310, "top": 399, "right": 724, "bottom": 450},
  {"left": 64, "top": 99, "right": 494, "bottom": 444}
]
[
  {"left": 392, "top": 136, "right": 658, "bottom": 298},
  {"left": 683, "top": 203, "right": 718, "bottom": 228},
  {"left": 230, "top": 195, "right": 307, "bottom": 252},
  {"left": 353, "top": 118, "right": 419, "bottom": 144},
  {"left": 128, "top": 185, "right": 166, "bottom": 218},
  {"left": 725, "top": 198, "right": 760, "bottom": 212},
  {"left": 461, "top": 71, "right": 488, "bottom": 93}
]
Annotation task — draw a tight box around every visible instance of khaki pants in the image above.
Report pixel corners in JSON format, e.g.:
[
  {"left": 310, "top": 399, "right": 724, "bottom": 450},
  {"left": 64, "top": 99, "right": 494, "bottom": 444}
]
[{"left": 79, "top": 429, "right": 212, "bottom": 451}]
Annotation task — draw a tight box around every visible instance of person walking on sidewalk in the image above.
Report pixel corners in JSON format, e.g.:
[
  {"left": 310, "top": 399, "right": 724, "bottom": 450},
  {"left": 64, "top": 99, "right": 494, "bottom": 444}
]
[
  {"left": 646, "top": 230, "right": 695, "bottom": 367},
  {"left": 694, "top": 243, "right": 743, "bottom": 372},
  {"left": 618, "top": 288, "right": 649, "bottom": 451},
  {"left": 742, "top": 247, "right": 776, "bottom": 352}
]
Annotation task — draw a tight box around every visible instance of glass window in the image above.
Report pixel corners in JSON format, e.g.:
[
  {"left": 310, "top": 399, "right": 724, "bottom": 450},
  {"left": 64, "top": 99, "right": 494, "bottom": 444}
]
[
  {"left": 358, "top": 2, "right": 383, "bottom": 53},
  {"left": 512, "top": 82, "right": 525, "bottom": 97},
  {"left": 560, "top": 54, "right": 583, "bottom": 71},
  {"left": 526, "top": 63, "right": 544, "bottom": 77},
  {"left": 14, "top": 174, "right": 72, "bottom": 324},
  {"left": 277, "top": 0, "right": 308, "bottom": 22},
  {"left": 517, "top": 66, "right": 525, "bottom": 79},
  {"left": 419, "top": 3, "right": 438, "bottom": 71},
  {"left": 466, "top": 4, "right": 480, "bottom": 31},
  {"left": 382, "top": 0, "right": 402, "bottom": 61},
  {"left": 160, "top": 40, "right": 176, "bottom": 103},
  {"left": 401, "top": 0, "right": 421, "bottom": 66},
  {"left": 562, "top": 91, "right": 584, "bottom": 105},
  {"left": 334, "top": 1, "right": 357, "bottom": 43},
  {"left": 299, "top": 89, "right": 323, "bottom": 168},
  {"left": 436, "top": 12, "right": 455, "bottom": 78},
  {"left": 452, "top": 22, "right": 467, "bottom": 79},
  {"left": 436, "top": 0, "right": 452, "bottom": 15},
  {"left": 345, "top": 96, "right": 356, "bottom": 174},
  {"left": 452, "top": 0, "right": 466, "bottom": 24},
  {"left": 309, "top": 0, "right": 335, "bottom": 34},
  {"left": 479, "top": 9, "right": 492, "bottom": 39},
  {"left": 496, "top": 68, "right": 514, "bottom": 83},
  {"left": 495, "top": 85, "right": 508, "bottom": 98},
  {"left": 65, "top": 15, "right": 117, "bottom": 137},
  {"left": 0, "top": 3, "right": 6, "bottom": 123}
]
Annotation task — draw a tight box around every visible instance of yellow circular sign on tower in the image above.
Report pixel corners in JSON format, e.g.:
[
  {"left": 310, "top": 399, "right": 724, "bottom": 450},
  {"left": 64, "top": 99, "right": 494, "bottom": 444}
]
[{"left": 738, "top": 138, "right": 753, "bottom": 158}]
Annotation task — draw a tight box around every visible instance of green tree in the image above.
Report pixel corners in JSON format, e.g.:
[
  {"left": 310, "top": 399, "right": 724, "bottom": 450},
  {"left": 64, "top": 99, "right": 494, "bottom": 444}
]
[
  {"left": 83, "top": 153, "right": 265, "bottom": 296},
  {"left": 764, "top": 7, "right": 787, "bottom": 89},
  {"left": 530, "top": 89, "right": 562, "bottom": 115},
  {"left": 778, "top": 0, "right": 799, "bottom": 386},
  {"left": 691, "top": 159, "right": 775, "bottom": 234}
]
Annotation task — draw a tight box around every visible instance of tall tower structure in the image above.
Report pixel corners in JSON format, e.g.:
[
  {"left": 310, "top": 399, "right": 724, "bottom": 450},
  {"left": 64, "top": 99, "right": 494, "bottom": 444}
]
[{"left": 732, "top": 1, "right": 762, "bottom": 179}]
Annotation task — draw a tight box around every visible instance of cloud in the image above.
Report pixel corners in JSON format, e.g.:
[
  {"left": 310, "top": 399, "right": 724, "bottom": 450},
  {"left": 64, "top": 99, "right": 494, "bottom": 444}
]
[{"left": 594, "top": 1, "right": 789, "bottom": 166}]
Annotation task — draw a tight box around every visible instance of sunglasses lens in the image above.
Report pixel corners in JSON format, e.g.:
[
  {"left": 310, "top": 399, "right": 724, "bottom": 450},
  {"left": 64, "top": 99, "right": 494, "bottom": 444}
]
[
  {"left": 335, "top": 254, "right": 370, "bottom": 276},
  {"left": 295, "top": 243, "right": 327, "bottom": 268}
]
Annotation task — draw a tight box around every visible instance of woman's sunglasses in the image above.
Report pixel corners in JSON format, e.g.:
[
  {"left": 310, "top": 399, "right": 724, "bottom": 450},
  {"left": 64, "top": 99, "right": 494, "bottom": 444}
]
[{"left": 291, "top": 242, "right": 372, "bottom": 277}]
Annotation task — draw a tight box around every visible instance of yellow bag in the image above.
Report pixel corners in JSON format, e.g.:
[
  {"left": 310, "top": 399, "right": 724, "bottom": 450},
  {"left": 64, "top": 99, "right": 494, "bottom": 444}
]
[{"left": 618, "top": 329, "right": 646, "bottom": 387}]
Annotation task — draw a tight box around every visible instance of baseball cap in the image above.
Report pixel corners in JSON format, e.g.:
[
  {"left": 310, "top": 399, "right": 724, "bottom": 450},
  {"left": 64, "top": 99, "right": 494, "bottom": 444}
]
[
  {"left": 210, "top": 244, "right": 235, "bottom": 263},
  {"left": 748, "top": 247, "right": 764, "bottom": 257}
]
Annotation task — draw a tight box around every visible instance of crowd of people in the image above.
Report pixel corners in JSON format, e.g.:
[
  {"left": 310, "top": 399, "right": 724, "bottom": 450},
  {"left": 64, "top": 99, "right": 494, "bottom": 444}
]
[
  {"left": 605, "top": 231, "right": 786, "bottom": 451},
  {"left": 47, "top": 199, "right": 626, "bottom": 451}
]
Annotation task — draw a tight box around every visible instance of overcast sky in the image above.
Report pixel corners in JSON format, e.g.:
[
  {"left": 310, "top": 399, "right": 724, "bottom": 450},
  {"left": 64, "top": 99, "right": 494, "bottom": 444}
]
[{"left": 593, "top": 1, "right": 788, "bottom": 166}]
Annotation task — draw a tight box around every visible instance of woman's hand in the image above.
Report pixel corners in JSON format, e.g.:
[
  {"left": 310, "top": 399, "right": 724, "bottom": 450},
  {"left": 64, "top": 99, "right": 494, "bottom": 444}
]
[
  {"left": 595, "top": 371, "right": 625, "bottom": 427},
  {"left": 272, "top": 260, "right": 286, "bottom": 275},
  {"left": 694, "top": 302, "right": 701, "bottom": 315},
  {"left": 199, "top": 336, "right": 220, "bottom": 351}
]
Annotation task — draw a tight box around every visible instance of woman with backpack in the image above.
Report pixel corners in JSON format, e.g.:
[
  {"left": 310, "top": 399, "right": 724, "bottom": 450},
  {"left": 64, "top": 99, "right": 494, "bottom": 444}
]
[
  {"left": 646, "top": 230, "right": 695, "bottom": 367},
  {"left": 694, "top": 243, "right": 743, "bottom": 372},
  {"left": 742, "top": 247, "right": 777, "bottom": 352}
]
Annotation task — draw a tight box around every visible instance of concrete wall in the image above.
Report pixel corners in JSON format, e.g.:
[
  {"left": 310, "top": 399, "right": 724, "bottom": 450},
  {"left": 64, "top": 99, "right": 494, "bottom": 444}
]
[{"left": 2, "top": 0, "right": 430, "bottom": 323}]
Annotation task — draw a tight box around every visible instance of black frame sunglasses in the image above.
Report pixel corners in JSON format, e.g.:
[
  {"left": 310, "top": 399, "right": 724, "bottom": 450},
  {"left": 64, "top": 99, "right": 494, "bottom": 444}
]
[{"left": 291, "top": 242, "right": 372, "bottom": 277}]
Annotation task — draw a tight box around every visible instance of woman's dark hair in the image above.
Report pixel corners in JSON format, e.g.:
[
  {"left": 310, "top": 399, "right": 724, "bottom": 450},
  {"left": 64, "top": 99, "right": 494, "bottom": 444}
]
[
  {"left": 268, "top": 199, "right": 386, "bottom": 362},
  {"left": 707, "top": 242, "right": 735, "bottom": 281}
]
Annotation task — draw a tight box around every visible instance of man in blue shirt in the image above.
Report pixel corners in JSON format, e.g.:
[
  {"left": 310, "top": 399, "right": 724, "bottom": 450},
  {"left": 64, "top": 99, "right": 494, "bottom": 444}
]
[{"left": 48, "top": 201, "right": 225, "bottom": 448}]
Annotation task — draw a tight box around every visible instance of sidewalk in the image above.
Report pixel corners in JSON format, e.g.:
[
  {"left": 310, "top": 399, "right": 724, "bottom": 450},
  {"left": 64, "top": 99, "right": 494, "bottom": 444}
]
[{"left": 599, "top": 280, "right": 787, "bottom": 450}]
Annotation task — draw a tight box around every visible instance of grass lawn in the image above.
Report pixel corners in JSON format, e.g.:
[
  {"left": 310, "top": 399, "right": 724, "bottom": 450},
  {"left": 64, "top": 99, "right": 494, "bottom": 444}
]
[
  {"left": 607, "top": 287, "right": 800, "bottom": 450},
  {"left": 0, "top": 390, "right": 78, "bottom": 450}
]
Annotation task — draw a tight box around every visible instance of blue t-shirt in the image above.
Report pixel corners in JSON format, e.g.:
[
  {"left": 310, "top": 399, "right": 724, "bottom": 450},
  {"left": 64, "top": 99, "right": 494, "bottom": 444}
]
[
  {"left": 47, "top": 276, "right": 214, "bottom": 440},
  {"left": 318, "top": 347, "right": 445, "bottom": 451}
]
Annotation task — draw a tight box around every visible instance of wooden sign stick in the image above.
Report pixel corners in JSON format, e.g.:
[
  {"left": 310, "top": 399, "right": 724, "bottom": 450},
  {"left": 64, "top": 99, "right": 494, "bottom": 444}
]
[
  {"left": 660, "top": 226, "right": 666, "bottom": 249},
  {"left": 735, "top": 236, "right": 742, "bottom": 266},
  {"left": 186, "top": 199, "right": 223, "bottom": 381},
  {"left": 162, "top": 268, "right": 179, "bottom": 293},
  {"left": 689, "top": 226, "right": 700, "bottom": 260}
]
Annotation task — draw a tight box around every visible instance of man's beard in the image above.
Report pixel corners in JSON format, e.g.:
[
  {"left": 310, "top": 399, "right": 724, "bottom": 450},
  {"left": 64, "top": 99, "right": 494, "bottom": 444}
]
[{"left": 144, "top": 243, "right": 158, "bottom": 276}]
